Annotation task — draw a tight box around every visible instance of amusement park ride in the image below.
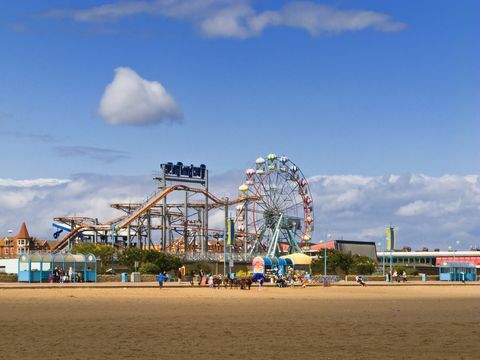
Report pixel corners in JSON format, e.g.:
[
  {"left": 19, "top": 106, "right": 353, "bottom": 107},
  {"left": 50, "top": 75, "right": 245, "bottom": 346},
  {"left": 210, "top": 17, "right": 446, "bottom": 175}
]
[{"left": 51, "top": 154, "right": 314, "bottom": 263}]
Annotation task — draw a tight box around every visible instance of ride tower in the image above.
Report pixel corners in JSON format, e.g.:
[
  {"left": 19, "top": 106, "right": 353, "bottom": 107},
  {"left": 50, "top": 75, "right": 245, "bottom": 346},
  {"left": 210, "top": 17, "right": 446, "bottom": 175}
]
[{"left": 154, "top": 162, "right": 209, "bottom": 255}]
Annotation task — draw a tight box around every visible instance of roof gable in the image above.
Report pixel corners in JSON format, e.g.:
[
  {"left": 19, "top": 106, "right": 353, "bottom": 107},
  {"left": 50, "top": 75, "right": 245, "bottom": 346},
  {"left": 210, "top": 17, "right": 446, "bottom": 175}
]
[{"left": 15, "top": 222, "right": 31, "bottom": 239}]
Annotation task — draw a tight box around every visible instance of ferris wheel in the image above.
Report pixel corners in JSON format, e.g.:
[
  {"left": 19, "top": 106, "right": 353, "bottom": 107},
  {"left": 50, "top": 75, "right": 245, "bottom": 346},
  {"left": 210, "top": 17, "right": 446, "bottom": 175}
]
[{"left": 236, "top": 153, "right": 314, "bottom": 257}]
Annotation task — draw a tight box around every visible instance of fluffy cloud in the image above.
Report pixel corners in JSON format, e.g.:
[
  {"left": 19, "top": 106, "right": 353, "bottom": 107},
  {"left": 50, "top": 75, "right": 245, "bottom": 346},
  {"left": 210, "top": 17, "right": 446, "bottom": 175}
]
[
  {"left": 99, "top": 67, "right": 181, "bottom": 125},
  {"left": 46, "top": 0, "right": 406, "bottom": 39},
  {"left": 1, "top": 173, "right": 478, "bottom": 250}
]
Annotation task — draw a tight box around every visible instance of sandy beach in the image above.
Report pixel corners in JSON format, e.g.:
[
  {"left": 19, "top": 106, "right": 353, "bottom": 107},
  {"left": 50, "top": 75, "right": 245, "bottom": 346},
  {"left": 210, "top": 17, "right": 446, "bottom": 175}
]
[{"left": 1, "top": 286, "right": 479, "bottom": 359}]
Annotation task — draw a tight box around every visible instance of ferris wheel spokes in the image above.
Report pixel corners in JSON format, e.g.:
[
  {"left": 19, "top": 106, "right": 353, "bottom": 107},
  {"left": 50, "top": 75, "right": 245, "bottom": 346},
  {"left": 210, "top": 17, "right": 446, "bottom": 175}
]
[{"left": 238, "top": 153, "right": 314, "bottom": 257}]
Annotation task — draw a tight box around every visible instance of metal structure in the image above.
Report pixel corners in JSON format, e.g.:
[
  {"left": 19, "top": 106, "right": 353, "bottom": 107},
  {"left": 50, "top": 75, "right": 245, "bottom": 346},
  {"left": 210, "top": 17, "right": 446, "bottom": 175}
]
[
  {"left": 236, "top": 154, "right": 314, "bottom": 257},
  {"left": 51, "top": 156, "right": 314, "bottom": 261}
]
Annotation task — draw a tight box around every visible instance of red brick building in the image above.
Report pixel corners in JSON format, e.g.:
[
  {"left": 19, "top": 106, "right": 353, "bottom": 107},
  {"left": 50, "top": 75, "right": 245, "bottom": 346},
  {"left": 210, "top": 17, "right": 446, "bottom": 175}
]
[{"left": 0, "top": 222, "right": 53, "bottom": 258}]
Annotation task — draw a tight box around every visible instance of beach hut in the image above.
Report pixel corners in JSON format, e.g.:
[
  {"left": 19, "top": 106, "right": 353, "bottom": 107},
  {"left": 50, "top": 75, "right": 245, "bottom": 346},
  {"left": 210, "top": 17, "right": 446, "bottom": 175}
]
[
  {"left": 438, "top": 261, "right": 476, "bottom": 281},
  {"left": 18, "top": 252, "right": 97, "bottom": 283},
  {"left": 18, "top": 253, "right": 53, "bottom": 283}
]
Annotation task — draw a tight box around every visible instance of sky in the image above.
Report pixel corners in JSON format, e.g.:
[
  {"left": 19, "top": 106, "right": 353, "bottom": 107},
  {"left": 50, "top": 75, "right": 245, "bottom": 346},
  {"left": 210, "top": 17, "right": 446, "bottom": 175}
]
[{"left": 0, "top": 1, "right": 479, "bottom": 249}]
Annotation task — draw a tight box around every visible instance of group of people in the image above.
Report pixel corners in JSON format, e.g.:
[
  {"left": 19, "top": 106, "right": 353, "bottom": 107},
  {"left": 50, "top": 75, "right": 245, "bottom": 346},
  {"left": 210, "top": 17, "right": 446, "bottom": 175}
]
[
  {"left": 389, "top": 270, "right": 408, "bottom": 283},
  {"left": 272, "top": 271, "right": 312, "bottom": 288},
  {"left": 49, "top": 266, "right": 82, "bottom": 283}
]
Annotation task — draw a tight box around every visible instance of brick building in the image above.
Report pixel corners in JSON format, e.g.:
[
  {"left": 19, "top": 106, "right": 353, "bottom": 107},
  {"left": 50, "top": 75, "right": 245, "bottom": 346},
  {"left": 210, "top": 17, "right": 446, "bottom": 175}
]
[{"left": 0, "top": 222, "right": 53, "bottom": 258}]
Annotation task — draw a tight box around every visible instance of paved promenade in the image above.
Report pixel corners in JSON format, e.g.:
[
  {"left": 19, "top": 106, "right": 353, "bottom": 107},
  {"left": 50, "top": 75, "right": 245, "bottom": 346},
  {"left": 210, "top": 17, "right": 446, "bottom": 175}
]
[{"left": 0, "top": 280, "right": 478, "bottom": 289}]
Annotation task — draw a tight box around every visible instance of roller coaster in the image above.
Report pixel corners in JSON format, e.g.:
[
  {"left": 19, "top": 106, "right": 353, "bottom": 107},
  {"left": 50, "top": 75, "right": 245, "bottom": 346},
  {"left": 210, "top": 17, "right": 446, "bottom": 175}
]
[{"left": 51, "top": 155, "right": 314, "bottom": 261}]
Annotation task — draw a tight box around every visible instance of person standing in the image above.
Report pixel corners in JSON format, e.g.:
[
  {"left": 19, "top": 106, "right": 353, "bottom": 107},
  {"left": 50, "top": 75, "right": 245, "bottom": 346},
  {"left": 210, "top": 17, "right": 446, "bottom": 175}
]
[
  {"left": 157, "top": 272, "right": 165, "bottom": 289},
  {"left": 68, "top": 267, "right": 74, "bottom": 283},
  {"left": 198, "top": 269, "right": 204, "bottom": 286},
  {"left": 189, "top": 270, "right": 195, "bottom": 286},
  {"left": 402, "top": 271, "right": 407, "bottom": 283},
  {"left": 393, "top": 270, "right": 398, "bottom": 283}
]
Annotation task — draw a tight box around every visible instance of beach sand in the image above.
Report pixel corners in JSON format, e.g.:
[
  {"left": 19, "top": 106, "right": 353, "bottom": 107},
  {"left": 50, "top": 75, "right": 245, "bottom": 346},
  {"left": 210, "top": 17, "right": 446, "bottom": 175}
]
[{"left": 1, "top": 286, "right": 479, "bottom": 359}]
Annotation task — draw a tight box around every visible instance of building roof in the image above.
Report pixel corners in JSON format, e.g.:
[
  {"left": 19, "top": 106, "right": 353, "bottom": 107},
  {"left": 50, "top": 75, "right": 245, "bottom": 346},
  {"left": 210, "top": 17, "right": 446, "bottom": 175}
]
[
  {"left": 15, "top": 222, "right": 31, "bottom": 239},
  {"left": 37, "top": 240, "right": 58, "bottom": 249},
  {"left": 309, "top": 240, "right": 336, "bottom": 251},
  {"left": 377, "top": 250, "right": 480, "bottom": 257},
  {"left": 281, "top": 253, "right": 312, "bottom": 265}
]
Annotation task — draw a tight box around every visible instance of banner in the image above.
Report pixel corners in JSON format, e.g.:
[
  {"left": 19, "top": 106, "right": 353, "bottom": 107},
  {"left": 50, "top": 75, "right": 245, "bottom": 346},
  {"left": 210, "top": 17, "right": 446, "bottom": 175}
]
[
  {"left": 226, "top": 217, "right": 235, "bottom": 246},
  {"left": 386, "top": 227, "right": 395, "bottom": 251}
]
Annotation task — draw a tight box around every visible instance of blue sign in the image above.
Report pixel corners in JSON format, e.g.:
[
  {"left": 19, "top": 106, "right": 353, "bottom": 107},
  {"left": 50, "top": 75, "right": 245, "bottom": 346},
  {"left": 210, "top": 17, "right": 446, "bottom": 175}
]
[{"left": 162, "top": 162, "right": 206, "bottom": 179}]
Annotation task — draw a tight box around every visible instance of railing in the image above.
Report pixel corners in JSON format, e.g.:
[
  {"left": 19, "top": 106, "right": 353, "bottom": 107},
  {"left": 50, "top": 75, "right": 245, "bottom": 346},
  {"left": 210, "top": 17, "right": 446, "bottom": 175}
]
[{"left": 182, "top": 252, "right": 256, "bottom": 263}]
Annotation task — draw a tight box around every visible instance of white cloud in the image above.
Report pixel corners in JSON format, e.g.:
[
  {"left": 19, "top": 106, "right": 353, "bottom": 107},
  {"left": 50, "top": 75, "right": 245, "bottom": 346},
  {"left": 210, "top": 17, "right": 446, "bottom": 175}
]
[
  {"left": 46, "top": 0, "right": 406, "bottom": 39},
  {"left": 0, "top": 174, "right": 153, "bottom": 238},
  {"left": 0, "top": 178, "right": 70, "bottom": 187},
  {"left": 99, "top": 67, "right": 181, "bottom": 125},
  {"left": 1, "top": 172, "right": 478, "bottom": 251},
  {"left": 309, "top": 174, "right": 480, "bottom": 249}
]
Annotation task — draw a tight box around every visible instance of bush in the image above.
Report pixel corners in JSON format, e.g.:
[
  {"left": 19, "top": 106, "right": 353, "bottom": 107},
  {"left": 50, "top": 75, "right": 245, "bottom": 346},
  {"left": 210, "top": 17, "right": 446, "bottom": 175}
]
[
  {"left": 117, "top": 248, "right": 183, "bottom": 274},
  {"left": 406, "top": 268, "right": 419, "bottom": 275},
  {"left": 311, "top": 249, "right": 336, "bottom": 275},
  {"left": 117, "top": 247, "right": 143, "bottom": 272},
  {"left": 353, "top": 255, "right": 377, "bottom": 275},
  {"left": 190, "top": 260, "right": 211, "bottom": 274},
  {"left": 71, "top": 243, "right": 117, "bottom": 274},
  {"left": 139, "top": 262, "right": 160, "bottom": 274}
]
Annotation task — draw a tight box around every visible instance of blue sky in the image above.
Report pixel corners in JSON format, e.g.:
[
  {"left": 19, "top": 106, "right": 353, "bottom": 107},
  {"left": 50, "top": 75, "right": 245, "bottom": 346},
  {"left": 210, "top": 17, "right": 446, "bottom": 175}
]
[
  {"left": 1, "top": 0, "right": 478, "bottom": 178},
  {"left": 0, "top": 1, "right": 479, "bottom": 247}
]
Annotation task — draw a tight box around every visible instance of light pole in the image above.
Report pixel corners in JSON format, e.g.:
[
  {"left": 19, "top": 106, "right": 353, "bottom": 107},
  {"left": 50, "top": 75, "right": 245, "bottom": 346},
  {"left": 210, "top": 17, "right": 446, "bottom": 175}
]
[
  {"left": 447, "top": 245, "right": 453, "bottom": 281},
  {"left": 378, "top": 241, "right": 385, "bottom": 276},
  {"left": 453, "top": 240, "right": 460, "bottom": 281},
  {"left": 319, "top": 238, "right": 327, "bottom": 284}
]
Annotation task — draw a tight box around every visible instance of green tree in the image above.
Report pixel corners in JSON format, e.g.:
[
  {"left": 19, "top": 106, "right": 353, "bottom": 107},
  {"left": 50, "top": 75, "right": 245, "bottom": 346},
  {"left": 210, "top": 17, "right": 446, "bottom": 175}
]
[
  {"left": 117, "top": 247, "right": 143, "bottom": 272},
  {"left": 71, "top": 243, "right": 98, "bottom": 255},
  {"left": 190, "top": 260, "right": 211, "bottom": 274},
  {"left": 311, "top": 249, "right": 336, "bottom": 275},
  {"left": 96, "top": 245, "right": 117, "bottom": 273},
  {"left": 353, "top": 255, "right": 377, "bottom": 275},
  {"left": 71, "top": 243, "right": 117, "bottom": 273},
  {"left": 332, "top": 251, "right": 355, "bottom": 275},
  {"left": 139, "top": 262, "right": 160, "bottom": 274},
  {"left": 116, "top": 248, "right": 183, "bottom": 274}
]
